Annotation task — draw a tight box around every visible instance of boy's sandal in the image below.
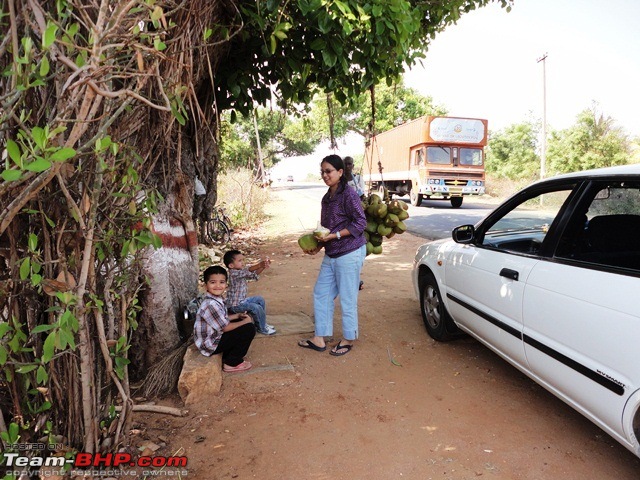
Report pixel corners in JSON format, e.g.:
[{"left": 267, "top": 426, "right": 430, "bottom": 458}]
[{"left": 223, "top": 360, "right": 252, "bottom": 373}]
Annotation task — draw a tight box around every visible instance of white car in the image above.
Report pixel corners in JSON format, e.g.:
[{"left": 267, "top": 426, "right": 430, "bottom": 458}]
[{"left": 412, "top": 164, "right": 640, "bottom": 458}]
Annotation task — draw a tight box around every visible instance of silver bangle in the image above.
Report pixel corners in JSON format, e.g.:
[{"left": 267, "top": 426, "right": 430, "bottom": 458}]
[{"left": 336, "top": 230, "right": 341, "bottom": 239}]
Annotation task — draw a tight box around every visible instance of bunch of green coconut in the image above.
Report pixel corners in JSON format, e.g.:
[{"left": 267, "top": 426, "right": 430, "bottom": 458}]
[
  {"left": 362, "top": 191, "right": 409, "bottom": 255},
  {"left": 297, "top": 190, "right": 409, "bottom": 256}
]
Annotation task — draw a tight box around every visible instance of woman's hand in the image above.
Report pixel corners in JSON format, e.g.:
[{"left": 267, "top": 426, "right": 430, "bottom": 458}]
[{"left": 317, "top": 232, "right": 340, "bottom": 243}]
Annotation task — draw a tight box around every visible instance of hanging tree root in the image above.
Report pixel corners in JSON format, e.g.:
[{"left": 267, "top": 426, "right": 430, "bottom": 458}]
[{"left": 138, "top": 339, "right": 194, "bottom": 399}]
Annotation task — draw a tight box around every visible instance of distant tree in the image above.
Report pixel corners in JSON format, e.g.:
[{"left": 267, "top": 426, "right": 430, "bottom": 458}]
[
  {"left": 219, "top": 108, "right": 322, "bottom": 175},
  {"left": 308, "top": 81, "right": 448, "bottom": 145},
  {"left": 486, "top": 120, "right": 540, "bottom": 181},
  {"left": 628, "top": 136, "right": 640, "bottom": 164},
  {"left": 547, "top": 104, "right": 630, "bottom": 175}
]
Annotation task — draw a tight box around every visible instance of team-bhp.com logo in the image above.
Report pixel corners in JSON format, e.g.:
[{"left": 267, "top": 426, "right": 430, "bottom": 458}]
[{"left": 3, "top": 451, "right": 188, "bottom": 476}]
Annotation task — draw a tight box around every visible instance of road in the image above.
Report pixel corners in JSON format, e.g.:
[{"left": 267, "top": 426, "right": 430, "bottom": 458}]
[
  {"left": 272, "top": 181, "right": 500, "bottom": 240},
  {"left": 153, "top": 183, "right": 640, "bottom": 479}
]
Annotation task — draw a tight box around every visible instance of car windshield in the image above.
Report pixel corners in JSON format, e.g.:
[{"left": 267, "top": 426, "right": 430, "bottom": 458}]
[{"left": 486, "top": 191, "right": 571, "bottom": 236}]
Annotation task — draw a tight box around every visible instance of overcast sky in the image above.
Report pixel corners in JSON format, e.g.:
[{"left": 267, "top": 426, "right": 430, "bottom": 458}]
[{"left": 404, "top": 0, "right": 640, "bottom": 137}]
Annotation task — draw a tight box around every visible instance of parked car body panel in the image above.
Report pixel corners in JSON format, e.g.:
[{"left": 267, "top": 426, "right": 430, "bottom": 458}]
[{"left": 412, "top": 164, "right": 640, "bottom": 457}]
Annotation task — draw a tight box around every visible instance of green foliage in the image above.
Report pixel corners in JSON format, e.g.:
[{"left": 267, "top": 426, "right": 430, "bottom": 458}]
[
  {"left": 217, "top": 169, "right": 270, "bottom": 228},
  {"left": 547, "top": 105, "right": 630, "bottom": 175},
  {"left": 486, "top": 120, "right": 540, "bottom": 181},
  {"left": 2, "top": 126, "right": 76, "bottom": 182},
  {"left": 219, "top": 108, "right": 322, "bottom": 170},
  {"left": 214, "top": 0, "right": 513, "bottom": 116},
  {"left": 309, "top": 80, "right": 447, "bottom": 139}
]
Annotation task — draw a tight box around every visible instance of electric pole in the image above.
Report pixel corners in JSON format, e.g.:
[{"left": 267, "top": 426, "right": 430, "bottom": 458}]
[{"left": 537, "top": 53, "right": 548, "bottom": 179}]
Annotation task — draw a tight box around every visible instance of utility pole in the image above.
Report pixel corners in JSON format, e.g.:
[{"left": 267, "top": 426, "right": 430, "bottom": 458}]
[{"left": 537, "top": 52, "right": 548, "bottom": 179}]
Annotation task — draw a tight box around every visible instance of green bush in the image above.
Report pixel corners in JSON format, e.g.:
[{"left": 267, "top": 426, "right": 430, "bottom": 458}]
[{"left": 218, "top": 168, "right": 270, "bottom": 228}]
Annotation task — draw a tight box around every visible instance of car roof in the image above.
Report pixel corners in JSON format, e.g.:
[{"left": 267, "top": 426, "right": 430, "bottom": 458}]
[{"left": 537, "top": 164, "right": 640, "bottom": 185}]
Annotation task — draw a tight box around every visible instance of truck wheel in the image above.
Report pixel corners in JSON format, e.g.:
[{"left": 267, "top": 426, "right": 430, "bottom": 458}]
[
  {"left": 450, "top": 197, "right": 463, "bottom": 208},
  {"left": 410, "top": 190, "right": 423, "bottom": 206}
]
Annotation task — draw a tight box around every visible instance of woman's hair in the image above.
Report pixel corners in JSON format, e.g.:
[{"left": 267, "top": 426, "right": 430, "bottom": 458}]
[{"left": 321, "top": 154, "right": 348, "bottom": 189}]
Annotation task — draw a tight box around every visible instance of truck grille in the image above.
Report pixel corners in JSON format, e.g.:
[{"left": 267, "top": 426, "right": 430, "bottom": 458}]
[{"left": 428, "top": 170, "right": 484, "bottom": 181}]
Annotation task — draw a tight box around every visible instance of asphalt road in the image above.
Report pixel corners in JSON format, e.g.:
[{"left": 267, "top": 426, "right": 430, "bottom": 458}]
[{"left": 272, "top": 181, "right": 500, "bottom": 240}]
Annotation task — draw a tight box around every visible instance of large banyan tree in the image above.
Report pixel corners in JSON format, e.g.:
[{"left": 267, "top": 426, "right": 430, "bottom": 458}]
[{"left": 0, "top": 0, "right": 511, "bottom": 455}]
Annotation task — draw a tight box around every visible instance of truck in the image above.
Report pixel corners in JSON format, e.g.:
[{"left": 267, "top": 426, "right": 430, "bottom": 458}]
[{"left": 363, "top": 116, "right": 488, "bottom": 208}]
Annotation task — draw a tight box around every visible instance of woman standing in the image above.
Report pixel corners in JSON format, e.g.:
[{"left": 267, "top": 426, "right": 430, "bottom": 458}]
[{"left": 298, "top": 155, "right": 367, "bottom": 356}]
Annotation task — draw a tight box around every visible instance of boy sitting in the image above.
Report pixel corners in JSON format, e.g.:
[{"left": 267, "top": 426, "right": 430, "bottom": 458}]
[
  {"left": 223, "top": 249, "right": 276, "bottom": 335},
  {"left": 194, "top": 265, "right": 255, "bottom": 373}
]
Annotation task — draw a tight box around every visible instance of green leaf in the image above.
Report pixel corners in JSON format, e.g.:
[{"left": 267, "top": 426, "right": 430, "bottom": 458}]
[
  {"left": 151, "top": 6, "right": 163, "bottom": 21},
  {"left": 60, "top": 329, "right": 76, "bottom": 349},
  {"left": 151, "top": 233, "right": 162, "bottom": 249},
  {"left": 0, "top": 322, "right": 10, "bottom": 338},
  {"left": 154, "top": 38, "right": 166, "bottom": 51},
  {"left": 40, "top": 56, "right": 50, "bottom": 76},
  {"left": 7, "top": 139, "right": 21, "bottom": 164},
  {"left": 20, "top": 257, "right": 31, "bottom": 280},
  {"left": 16, "top": 364, "right": 38, "bottom": 374},
  {"left": 269, "top": 35, "right": 277, "bottom": 54},
  {"left": 36, "top": 365, "right": 48, "bottom": 384},
  {"left": 43, "top": 23, "right": 58, "bottom": 48},
  {"left": 31, "top": 324, "right": 55, "bottom": 334},
  {"left": 42, "top": 331, "right": 56, "bottom": 363},
  {"left": 25, "top": 157, "right": 51, "bottom": 172},
  {"left": 204, "top": 28, "right": 213, "bottom": 41},
  {"left": 0, "top": 345, "right": 7, "bottom": 365},
  {"left": 49, "top": 147, "right": 76, "bottom": 162},
  {"left": 32, "top": 127, "right": 46, "bottom": 150},
  {"left": 28, "top": 233, "right": 38, "bottom": 252},
  {"left": 310, "top": 38, "right": 326, "bottom": 50},
  {"left": 322, "top": 49, "right": 337, "bottom": 68},
  {"left": 31, "top": 273, "right": 42, "bottom": 286},
  {"left": 1, "top": 169, "right": 22, "bottom": 181}
]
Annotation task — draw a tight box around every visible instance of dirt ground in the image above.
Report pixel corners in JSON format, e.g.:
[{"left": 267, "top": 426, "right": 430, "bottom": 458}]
[{"left": 134, "top": 186, "right": 640, "bottom": 480}]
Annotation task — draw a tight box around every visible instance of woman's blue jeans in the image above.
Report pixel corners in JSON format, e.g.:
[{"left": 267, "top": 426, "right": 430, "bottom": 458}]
[{"left": 313, "top": 244, "right": 366, "bottom": 341}]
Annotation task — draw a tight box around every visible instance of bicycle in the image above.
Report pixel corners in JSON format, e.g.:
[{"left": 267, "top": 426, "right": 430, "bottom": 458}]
[{"left": 203, "top": 205, "right": 232, "bottom": 244}]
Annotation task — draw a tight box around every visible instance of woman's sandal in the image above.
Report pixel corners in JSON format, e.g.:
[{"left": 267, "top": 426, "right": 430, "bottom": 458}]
[
  {"left": 298, "top": 339, "right": 326, "bottom": 352},
  {"left": 330, "top": 342, "right": 352, "bottom": 356}
]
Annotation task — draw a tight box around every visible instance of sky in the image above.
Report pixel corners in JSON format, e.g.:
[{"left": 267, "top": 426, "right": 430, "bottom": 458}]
[
  {"left": 274, "top": 0, "right": 640, "bottom": 180},
  {"left": 404, "top": 0, "right": 640, "bottom": 137}
]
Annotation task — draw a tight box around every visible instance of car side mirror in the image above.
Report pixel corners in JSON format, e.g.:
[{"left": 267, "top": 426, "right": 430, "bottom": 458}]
[{"left": 452, "top": 224, "right": 475, "bottom": 244}]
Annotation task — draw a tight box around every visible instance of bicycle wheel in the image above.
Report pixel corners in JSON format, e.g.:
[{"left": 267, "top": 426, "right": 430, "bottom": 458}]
[{"left": 206, "top": 217, "right": 231, "bottom": 244}]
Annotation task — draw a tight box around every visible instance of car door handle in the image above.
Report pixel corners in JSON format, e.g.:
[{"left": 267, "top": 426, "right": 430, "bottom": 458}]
[{"left": 500, "top": 268, "right": 519, "bottom": 281}]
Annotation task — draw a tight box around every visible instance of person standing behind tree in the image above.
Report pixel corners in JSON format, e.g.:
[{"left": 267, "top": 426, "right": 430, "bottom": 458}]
[
  {"left": 344, "top": 156, "right": 365, "bottom": 198},
  {"left": 344, "top": 156, "right": 366, "bottom": 290},
  {"left": 298, "top": 154, "right": 367, "bottom": 356}
]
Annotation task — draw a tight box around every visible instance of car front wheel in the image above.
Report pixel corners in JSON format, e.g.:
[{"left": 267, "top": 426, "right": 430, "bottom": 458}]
[{"left": 419, "top": 270, "right": 459, "bottom": 341}]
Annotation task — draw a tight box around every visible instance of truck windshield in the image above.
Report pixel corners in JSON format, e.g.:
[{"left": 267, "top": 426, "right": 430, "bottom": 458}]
[
  {"left": 460, "top": 148, "right": 483, "bottom": 166},
  {"left": 426, "top": 146, "right": 450, "bottom": 164}
]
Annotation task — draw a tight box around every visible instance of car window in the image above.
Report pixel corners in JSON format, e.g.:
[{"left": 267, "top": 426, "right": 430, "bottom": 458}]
[
  {"left": 556, "top": 181, "right": 640, "bottom": 273},
  {"left": 481, "top": 189, "right": 573, "bottom": 255}
]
